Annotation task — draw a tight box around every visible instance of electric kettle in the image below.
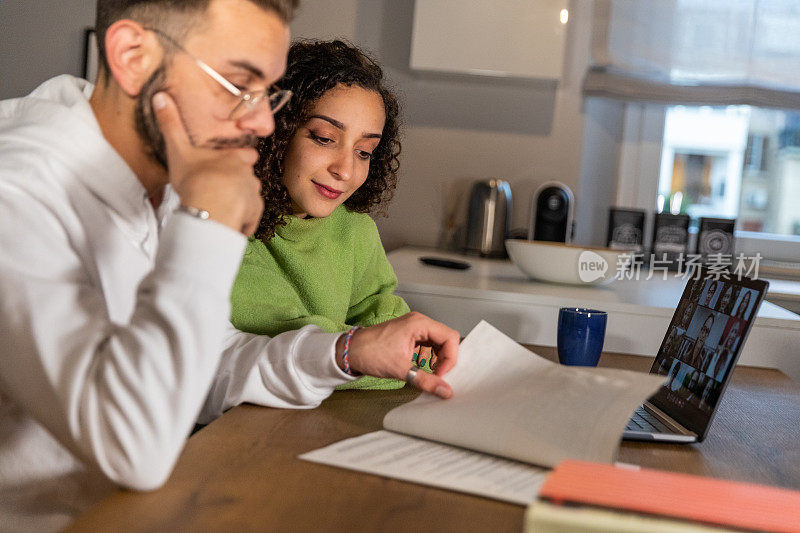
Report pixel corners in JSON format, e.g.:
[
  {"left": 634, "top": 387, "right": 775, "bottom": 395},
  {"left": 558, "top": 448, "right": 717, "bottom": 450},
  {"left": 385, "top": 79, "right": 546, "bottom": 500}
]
[{"left": 464, "top": 179, "right": 512, "bottom": 257}]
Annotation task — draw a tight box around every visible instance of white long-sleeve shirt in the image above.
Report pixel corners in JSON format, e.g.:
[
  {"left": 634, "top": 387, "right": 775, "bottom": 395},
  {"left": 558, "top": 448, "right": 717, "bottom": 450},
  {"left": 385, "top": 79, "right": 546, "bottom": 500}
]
[{"left": 0, "top": 75, "right": 355, "bottom": 531}]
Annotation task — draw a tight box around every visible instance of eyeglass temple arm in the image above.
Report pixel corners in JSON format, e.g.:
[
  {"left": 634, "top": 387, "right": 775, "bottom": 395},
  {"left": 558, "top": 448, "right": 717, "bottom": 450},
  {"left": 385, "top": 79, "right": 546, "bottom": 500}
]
[
  {"left": 194, "top": 59, "right": 243, "bottom": 97},
  {"left": 144, "top": 26, "right": 244, "bottom": 99}
]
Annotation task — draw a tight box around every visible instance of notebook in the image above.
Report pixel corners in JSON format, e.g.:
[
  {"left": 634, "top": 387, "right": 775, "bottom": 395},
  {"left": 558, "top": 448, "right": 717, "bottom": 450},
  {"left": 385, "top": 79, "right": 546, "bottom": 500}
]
[{"left": 531, "top": 460, "right": 800, "bottom": 532}]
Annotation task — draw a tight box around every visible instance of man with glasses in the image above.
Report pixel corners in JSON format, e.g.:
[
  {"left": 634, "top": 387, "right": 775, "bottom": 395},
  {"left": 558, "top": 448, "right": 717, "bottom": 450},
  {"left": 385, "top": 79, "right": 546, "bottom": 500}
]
[{"left": 0, "top": 1, "right": 459, "bottom": 530}]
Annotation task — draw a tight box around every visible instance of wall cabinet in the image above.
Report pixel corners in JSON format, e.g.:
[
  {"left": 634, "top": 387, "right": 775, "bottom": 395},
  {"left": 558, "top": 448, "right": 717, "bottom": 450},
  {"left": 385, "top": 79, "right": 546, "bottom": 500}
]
[{"left": 410, "top": 0, "right": 569, "bottom": 80}]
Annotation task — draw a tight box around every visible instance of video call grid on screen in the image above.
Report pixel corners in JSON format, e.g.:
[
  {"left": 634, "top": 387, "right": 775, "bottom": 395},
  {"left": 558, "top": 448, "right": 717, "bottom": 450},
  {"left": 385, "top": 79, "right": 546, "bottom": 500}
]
[{"left": 650, "top": 272, "right": 764, "bottom": 431}]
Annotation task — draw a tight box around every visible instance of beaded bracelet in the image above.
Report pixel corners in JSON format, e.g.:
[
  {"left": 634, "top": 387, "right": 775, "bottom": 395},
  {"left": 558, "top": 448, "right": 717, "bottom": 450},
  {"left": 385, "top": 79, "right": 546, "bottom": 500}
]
[{"left": 341, "top": 325, "right": 361, "bottom": 376}]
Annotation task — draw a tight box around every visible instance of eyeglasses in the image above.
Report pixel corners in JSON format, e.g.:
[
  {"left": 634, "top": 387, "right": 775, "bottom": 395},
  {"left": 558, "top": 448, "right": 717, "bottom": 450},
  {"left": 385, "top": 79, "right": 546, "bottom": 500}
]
[{"left": 144, "top": 27, "right": 292, "bottom": 120}]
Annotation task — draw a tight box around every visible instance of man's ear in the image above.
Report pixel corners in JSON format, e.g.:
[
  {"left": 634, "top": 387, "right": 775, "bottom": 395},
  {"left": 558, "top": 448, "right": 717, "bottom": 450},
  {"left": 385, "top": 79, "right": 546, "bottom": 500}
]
[{"left": 104, "top": 20, "right": 163, "bottom": 96}]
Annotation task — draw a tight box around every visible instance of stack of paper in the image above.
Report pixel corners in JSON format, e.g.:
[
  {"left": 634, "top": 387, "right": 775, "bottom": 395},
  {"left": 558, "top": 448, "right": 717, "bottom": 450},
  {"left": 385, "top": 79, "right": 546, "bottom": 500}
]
[{"left": 301, "top": 321, "right": 665, "bottom": 504}]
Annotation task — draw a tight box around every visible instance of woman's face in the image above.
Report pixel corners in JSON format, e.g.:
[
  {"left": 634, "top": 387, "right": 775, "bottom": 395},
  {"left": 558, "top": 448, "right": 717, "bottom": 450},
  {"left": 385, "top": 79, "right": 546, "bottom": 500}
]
[
  {"left": 720, "top": 286, "right": 732, "bottom": 310},
  {"left": 681, "top": 303, "right": 694, "bottom": 325},
  {"left": 698, "top": 315, "right": 714, "bottom": 346},
  {"left": 704, "top": 282, "right": 717, "bottom": 306},
  {"left": 282, "top": 84, "right": 386, "bottom": 219},
  {"left": 738, "top": 291, "right": 752, "bottom": 317},
  {"left": 725, "top": 322, "right": 740, "bottom": 350}
]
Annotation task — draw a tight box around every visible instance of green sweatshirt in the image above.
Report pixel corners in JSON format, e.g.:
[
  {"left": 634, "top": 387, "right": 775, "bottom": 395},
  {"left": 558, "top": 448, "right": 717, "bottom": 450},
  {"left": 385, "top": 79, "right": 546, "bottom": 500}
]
[{"left": 230, "top": 206, "right": 411, "bottom": 390}]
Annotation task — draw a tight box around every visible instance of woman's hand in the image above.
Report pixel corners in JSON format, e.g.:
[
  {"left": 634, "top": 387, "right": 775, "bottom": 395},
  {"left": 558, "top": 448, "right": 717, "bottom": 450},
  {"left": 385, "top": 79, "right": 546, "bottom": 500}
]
[
  {"left": 413, "top": 345, "right": 436, "bottom": 371},
  {"left": 336, "top": 312, "right": 459, "bottom": 398}
]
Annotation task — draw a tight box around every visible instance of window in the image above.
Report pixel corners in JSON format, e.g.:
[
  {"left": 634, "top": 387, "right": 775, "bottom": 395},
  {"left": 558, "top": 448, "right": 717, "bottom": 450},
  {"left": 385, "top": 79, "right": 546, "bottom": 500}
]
[
  {"left": 586, "top": 0, "right": 800, "bottom": 262},
  {"left": 658, "top": 106, "right": 800, "bottom": 237}
]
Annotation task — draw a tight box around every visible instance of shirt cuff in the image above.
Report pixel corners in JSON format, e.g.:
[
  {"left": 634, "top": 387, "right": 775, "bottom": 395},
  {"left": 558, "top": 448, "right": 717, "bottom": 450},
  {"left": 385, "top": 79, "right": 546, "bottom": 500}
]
[{"left": 292, "top": 328, "right": 359, "bottom": 390}]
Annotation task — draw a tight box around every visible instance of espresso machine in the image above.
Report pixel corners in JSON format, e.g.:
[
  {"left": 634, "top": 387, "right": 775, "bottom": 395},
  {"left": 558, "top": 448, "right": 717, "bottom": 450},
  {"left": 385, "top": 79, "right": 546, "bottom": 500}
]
[{"left": 529, "top": 181, "right": 574, "bottom": 243}]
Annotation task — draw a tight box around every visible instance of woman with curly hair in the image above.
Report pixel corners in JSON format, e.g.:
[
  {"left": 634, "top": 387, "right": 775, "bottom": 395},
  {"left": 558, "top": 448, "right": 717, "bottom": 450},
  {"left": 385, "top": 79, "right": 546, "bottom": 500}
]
[{"left": 230, "top": 40, "right": 431, "bottom": 390}]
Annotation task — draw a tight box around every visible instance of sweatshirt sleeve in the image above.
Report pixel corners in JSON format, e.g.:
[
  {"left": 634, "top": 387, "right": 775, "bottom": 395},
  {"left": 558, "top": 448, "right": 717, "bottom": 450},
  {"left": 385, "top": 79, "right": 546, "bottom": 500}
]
[
  {"left": 0, "top": 179, "right": 344, "bottom": 492},
  {"left": 198, "top": 324, "right": 356, "bottom": 423},
  {"left": 346, "top": 218, "right": 410, "bottom": 327}
]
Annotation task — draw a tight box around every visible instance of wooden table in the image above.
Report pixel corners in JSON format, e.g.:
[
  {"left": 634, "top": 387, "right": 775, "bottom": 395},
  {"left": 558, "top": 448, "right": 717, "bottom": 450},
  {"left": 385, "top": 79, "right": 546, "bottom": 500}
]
[{"left": 69, "top": 347, "right": 800, "bottom": 532}]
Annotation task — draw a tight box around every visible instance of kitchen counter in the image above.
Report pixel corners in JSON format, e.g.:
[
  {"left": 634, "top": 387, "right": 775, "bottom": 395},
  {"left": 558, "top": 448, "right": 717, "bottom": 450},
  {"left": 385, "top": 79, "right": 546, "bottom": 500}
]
[
  {"left": 762, "top": 278, "right": 800, "bottom": 315},
  {"left": 388, "top": 247, "right": 800, "bottom": 381},
  {"left": 765, "top": 279, "right": 800, "bottom": 302}
]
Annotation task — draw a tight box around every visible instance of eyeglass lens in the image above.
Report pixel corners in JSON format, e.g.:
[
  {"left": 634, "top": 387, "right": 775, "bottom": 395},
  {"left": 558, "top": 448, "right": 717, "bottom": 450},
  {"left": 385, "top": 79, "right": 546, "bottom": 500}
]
[
  {"left": 268, "top": 90, "right": 291, "bottom": 112},
  {"left": 231, "top": 90, "right": 291, "bottom": 120}
]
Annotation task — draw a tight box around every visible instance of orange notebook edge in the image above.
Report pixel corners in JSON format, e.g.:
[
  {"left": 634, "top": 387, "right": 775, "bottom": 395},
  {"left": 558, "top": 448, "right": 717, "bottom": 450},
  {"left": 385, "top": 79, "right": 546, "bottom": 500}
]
[{"left": 538, "top": 460, "right": 800, "bottom": 533}]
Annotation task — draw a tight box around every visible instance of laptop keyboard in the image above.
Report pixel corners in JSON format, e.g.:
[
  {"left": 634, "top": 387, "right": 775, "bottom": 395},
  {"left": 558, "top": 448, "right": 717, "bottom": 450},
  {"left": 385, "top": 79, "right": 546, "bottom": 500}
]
[{"left": 626, "top": 406, "right": 677, "bottom": 434}]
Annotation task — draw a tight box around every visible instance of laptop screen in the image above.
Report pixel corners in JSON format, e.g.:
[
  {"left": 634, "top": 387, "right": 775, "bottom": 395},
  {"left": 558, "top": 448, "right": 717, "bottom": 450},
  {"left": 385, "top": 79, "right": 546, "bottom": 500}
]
[{"left": 648, "top": 271, "right": 768, "bottom": 438}]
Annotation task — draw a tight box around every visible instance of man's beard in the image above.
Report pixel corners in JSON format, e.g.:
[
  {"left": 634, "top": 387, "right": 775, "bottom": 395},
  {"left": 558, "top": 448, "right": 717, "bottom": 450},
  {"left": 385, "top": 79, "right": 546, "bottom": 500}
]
[
  {"left": 134, "top": 64, "right": 258, "bottom": 171},
  {"left": 135, "top": 65, "right": 170, "bottom": 169}
]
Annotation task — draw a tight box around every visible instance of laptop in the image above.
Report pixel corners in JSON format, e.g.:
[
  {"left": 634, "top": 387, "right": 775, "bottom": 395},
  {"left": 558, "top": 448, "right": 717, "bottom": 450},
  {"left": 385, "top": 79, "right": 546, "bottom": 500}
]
[{"left": 623, "top": 269, "right": 769, "bottom": 443}]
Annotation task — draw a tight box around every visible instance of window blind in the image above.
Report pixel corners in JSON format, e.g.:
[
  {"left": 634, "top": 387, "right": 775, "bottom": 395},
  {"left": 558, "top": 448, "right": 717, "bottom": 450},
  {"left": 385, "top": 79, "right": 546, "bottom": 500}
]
[{"left": 585, "top": 0, "right": 800, "bottom": 110}]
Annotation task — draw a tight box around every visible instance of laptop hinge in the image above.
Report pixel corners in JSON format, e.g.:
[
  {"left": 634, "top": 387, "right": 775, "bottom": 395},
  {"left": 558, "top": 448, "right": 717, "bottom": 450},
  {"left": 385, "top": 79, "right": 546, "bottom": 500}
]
[{"left": 643, "top": 402, "right": 698, "bottom": 438}]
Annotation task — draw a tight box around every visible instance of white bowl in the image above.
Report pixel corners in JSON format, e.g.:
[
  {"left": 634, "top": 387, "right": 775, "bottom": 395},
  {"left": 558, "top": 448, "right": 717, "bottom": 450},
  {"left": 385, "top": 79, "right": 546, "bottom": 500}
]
[{"left": 505, "top": 239, "right": 627, "bottom": 285}]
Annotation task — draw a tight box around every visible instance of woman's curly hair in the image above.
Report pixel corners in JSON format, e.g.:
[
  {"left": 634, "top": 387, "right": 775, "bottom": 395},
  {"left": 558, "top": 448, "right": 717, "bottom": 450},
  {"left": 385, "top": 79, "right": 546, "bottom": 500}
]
[{"left": 254, "top": 39, "right": 402, "bottom": 241}]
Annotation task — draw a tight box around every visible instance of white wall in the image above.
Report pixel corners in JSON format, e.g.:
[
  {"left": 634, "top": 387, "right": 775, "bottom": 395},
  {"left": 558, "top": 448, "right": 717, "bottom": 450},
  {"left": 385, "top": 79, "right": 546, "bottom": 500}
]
[
  {"left": 575, "top": 98, "right": 625, "bottom": 246},
  {"left": 0, "top": 0, "right": 624, "bottom": 250},
  {"left": 0, "top": 0, "right": 96, "bottom": 99},
  {"left": 291, "top": 0, "right": 613, "bottom": 250}
]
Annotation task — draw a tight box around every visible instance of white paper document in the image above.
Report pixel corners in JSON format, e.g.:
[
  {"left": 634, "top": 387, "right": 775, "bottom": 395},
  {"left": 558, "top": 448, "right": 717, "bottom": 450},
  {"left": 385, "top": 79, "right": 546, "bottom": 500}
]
[
  {"left": 299, "top": 430, "right": 547, "bottom": 505},
  {"left": 300, "top": 321, "right": 666, "bottom": 504},
  {"left": 384, "top": 321, "right": 667, "bottom": 467}
]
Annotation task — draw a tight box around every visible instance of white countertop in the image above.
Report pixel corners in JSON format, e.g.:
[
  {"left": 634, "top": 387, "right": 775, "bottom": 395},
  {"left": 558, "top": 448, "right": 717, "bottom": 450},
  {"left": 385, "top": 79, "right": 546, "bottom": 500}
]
[
  {"left": 390, "top": 247, "right": 799, "bottom": 323},
  {"left": 763, "top": 278, "right": 800, "bottom": 303},
  {"left": 388, "top": 247, "right": 800, "bottom": 380}
]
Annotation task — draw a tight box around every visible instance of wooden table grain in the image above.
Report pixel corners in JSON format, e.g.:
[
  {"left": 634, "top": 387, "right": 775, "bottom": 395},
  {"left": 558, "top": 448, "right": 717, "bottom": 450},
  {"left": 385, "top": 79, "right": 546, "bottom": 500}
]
[{"left": 68, "top": 347, "right": 800, "bottom": 532}]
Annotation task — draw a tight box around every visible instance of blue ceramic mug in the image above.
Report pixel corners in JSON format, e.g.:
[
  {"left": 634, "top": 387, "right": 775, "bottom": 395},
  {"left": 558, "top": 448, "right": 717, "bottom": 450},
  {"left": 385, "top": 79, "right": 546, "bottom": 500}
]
[{"left": 557, "top": 308, "right": 607, "bottom": 366}]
